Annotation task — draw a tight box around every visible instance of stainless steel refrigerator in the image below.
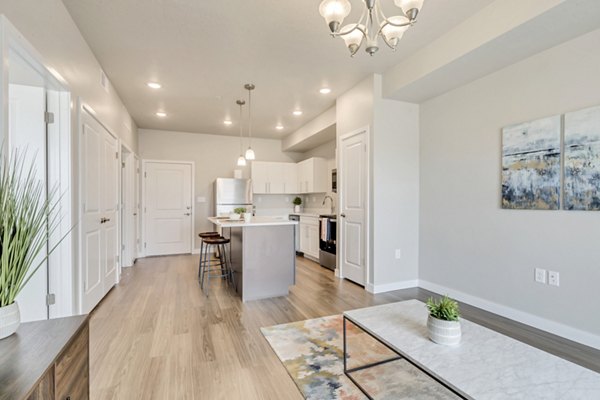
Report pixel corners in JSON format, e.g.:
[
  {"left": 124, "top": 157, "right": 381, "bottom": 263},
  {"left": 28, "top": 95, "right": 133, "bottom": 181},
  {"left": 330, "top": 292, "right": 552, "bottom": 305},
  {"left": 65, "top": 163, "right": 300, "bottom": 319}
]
[{"left": 214, "top": 178, "right": 253, "bottom": 216}]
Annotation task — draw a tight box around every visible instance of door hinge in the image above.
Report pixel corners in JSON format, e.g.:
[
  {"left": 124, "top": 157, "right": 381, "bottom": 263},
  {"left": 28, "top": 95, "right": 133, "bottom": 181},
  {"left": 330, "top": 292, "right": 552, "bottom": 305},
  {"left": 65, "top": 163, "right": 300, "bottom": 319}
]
[
  {"left": 144, "top": 172, "right": 147, "bottom": 178},
  {"left": 144, "top": 242, "right": 147, "bottom": 249},
  {"left": 122, "top": 162, "right": 126, "bottom": 168},
  {"left": 46, "top": 293, "right": 56, "bottom": 306},
  {"left": 122, "top": 244, "right": 125, "bottom": 251},
  {"left": 44, "top": 112, "right": 55, "bottom": 124}
]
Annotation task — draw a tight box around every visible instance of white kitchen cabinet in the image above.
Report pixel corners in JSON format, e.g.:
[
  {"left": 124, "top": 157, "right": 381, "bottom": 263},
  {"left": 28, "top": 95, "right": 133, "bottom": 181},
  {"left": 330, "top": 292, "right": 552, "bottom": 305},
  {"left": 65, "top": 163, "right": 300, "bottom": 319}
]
[
  {"left": 251, "top": 161, "right": 296, "bottom": 194},
  {"left": 297, "top": 157, "right": 328, "bottom": 194},
  {"left": 299, "top": 216, "right": 319, "bottom": 259}
]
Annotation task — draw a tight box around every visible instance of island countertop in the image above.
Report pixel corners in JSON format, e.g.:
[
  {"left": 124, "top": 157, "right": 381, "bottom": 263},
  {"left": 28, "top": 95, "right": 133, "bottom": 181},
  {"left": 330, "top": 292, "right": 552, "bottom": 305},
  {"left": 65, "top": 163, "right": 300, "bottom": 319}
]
[{"left": 208, "top": 216, "right": 297, "bottom": 228}]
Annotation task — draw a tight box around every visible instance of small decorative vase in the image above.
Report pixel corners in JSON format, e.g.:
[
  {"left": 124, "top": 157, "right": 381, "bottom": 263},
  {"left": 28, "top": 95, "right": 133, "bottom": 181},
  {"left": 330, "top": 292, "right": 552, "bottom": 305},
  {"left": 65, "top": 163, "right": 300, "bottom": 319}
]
[
  {"left": 0, "top": 302, "right": 20, "bottom": 339},
  {"left": 427, "top": 315, "right": 461, "bottom": 346},
  {"left": 243, "top": 212, "right": 253, "bottom": 222},
  {"left": 294, "top": 205, "right": 301, "bottom": 213}
]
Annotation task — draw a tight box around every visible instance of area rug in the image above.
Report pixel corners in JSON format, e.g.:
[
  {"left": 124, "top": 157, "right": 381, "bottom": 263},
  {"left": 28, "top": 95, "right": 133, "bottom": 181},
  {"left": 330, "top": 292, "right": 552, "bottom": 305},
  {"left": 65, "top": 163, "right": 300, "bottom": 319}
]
[{"left": 261, "top": 315, "right": 461, "bottom": 400}]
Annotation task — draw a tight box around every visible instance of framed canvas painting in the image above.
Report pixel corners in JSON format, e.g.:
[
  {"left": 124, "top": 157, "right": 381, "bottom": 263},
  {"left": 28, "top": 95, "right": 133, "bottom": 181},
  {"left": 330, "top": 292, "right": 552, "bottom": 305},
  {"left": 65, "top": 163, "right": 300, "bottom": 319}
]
[
  {"left": 564, "top": 105, "right": 600, "bottom": 210},
  {"left": 501, "top": 116, "right": 561, "bottom": 210}
]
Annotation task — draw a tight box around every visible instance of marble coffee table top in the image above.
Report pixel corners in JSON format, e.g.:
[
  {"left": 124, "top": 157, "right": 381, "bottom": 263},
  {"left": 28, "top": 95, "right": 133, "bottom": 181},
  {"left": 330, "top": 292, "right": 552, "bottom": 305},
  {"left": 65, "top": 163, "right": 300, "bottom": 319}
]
[{"left": 344, "top": 299, "right": 600, "bottom": 400}]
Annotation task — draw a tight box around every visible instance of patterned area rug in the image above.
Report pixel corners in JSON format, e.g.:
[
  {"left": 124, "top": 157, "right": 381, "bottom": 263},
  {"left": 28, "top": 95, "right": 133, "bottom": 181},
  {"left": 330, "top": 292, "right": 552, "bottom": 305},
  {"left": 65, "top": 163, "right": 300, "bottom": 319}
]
[{"left": 261, "top": 315, "right": 460, "bottom": 400}]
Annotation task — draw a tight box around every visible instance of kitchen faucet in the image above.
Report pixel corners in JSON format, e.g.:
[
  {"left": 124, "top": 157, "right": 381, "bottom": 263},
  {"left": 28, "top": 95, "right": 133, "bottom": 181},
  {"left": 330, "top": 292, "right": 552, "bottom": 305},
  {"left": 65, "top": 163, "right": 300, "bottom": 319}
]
[{"left": 322, "top": 195, "right": 335, "bottom": 214}]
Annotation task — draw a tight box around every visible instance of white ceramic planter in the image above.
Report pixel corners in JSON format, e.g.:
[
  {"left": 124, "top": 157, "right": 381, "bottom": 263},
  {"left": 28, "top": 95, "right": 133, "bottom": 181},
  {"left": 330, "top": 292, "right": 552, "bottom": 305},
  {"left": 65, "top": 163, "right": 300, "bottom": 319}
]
[
  {"left": 0, "top": 302, "right": 20, "bottom": 339},
  {"left": 427, "top": 315, "right": 461, "bottom": 346},
  {"left": 243, "top": 212, "right": 253, "bottom": 222},
  {"left": 294, "top": 205, "right": 301, "bottom": 213},
  {"left": 229, "top": 213, "right": 241, "bottom": 220}
]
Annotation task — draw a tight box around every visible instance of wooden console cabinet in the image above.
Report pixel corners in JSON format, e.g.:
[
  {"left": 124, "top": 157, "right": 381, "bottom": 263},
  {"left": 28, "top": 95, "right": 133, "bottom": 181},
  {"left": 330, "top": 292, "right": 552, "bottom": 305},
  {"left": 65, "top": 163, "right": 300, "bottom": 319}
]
[{"left": 0, "top": 315, "right": 89, "bottom": 400}]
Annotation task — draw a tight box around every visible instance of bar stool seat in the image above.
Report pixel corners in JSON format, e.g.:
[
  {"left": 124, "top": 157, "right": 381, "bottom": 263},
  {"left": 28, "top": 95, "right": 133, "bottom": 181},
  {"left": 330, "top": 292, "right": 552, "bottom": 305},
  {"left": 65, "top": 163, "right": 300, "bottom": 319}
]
[
  {"left": 198, "top": 232, "right": 220, "bottom": 238},
  {"left": 198, "top": 236, "right": 233, "bottom": 295}
]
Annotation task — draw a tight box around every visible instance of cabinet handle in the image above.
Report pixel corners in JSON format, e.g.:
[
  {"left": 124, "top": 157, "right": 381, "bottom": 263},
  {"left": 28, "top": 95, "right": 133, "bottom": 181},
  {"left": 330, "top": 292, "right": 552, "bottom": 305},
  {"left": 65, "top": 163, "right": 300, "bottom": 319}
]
[{"left": 184, "top": 213, "right": 191, "bottom": 216}]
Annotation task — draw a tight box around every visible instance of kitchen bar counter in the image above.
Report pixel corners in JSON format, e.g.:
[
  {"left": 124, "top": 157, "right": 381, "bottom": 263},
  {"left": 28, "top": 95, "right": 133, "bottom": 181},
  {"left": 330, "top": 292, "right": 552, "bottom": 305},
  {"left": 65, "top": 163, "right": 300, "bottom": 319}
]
[
  {"left": 209, "top": 216, "right": 296, "bottom": 301},
  {"left": 208, "top": 216, "right": 297, "bottom": 227}
]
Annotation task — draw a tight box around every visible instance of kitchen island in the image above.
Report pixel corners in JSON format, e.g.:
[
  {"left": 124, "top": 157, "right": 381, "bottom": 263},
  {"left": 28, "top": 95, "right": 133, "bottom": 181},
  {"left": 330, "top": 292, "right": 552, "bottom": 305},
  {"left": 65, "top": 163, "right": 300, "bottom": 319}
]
[{"left": 208, "top": 216, "right": 297, "bottom": 302}]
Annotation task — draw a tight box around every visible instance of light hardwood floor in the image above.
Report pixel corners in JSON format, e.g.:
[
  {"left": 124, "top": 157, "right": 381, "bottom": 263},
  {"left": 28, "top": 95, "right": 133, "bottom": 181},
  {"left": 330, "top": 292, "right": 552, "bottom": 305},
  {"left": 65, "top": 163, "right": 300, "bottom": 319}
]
[{"left": 90, "top": 255, "right": 600, "bottom": 399}]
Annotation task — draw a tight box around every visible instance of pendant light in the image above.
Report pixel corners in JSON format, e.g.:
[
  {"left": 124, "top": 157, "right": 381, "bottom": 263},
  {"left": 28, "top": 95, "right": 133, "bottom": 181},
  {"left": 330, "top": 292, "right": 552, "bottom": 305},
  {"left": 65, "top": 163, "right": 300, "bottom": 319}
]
[
  {"left": 244, "top": 83, "right": 256, "bottom": 160},
  {"left": 236, "top": 99, "right": 247, "bottom": 167}
]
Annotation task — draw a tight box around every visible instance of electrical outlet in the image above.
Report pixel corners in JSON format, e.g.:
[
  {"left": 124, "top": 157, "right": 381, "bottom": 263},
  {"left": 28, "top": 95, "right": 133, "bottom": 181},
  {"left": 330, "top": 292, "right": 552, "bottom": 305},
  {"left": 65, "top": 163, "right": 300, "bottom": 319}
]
[
  {"left": 534, "top": 268, "right": 547, "bottom": 284},
  {"left": 548, "top": 271, "right": 560, "bottom": 287},
  {"left": 395, "top": 249, "right": 402, "bottom": 259}
]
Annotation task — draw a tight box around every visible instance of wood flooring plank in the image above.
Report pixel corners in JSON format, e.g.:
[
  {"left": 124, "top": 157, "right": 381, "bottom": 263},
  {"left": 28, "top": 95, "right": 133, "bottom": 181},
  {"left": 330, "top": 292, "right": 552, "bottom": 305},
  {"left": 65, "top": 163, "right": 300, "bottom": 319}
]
[{"left": 89, "top": 254, "right": 600, "bottom": 399}]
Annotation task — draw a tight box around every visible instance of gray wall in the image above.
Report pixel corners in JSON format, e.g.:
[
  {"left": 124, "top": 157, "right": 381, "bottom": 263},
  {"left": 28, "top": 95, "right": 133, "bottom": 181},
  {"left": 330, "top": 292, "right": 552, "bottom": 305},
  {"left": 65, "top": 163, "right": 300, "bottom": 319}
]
[
  {"left": 138, "top": 129, "right": 301, "bottom": 249},
  {"left": 419, "top": 29, "right": 600, "bottom": 337}
]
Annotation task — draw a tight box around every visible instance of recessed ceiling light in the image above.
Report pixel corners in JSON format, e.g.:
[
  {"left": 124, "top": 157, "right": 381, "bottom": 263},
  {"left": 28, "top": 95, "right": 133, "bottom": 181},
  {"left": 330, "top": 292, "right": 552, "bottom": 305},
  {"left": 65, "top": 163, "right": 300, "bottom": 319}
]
[
  {"left": 276, "top": 124, "right": 284, "bottom": 130},
  {"left": 156, "top": 111, "right": 167, "bottom": 117},
  {"left": 319, "top": 88, "right": 332, "bottom": 94},
  {"left": 147, "top": 82, "right": 162, "bottom": 89},
  {"left": 293, "top": 110, "right": 303, "bottom": 116},
  {"left": 224, "top": 120, "right": 233, "bottom": 126}
]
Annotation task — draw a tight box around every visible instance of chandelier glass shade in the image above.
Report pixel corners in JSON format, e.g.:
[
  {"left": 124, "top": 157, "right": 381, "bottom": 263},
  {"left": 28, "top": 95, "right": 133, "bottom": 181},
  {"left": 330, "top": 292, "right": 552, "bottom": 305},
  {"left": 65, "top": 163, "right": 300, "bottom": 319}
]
[{"left": 319, "top": 0, "right": 424, "bottom": 56}]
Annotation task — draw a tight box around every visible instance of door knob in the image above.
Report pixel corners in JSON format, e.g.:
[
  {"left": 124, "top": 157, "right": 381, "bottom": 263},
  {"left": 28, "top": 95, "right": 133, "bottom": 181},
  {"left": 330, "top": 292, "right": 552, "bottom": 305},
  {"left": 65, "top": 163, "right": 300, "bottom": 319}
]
[
  {"left": 184, "top": 213, "right": 191, "bottom": 216},
  {"left": 340, "top": 213, "right": 346, "bottom": 218},
  {"left": 100, "top": 218, "right": 107, "bottom": 224}
]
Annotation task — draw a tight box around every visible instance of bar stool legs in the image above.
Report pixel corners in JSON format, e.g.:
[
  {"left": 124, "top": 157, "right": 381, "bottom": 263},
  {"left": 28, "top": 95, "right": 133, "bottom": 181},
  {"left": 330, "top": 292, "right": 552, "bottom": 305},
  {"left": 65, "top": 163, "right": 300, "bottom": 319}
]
[{"left": 199, "top": 236, "right": 233, "bottom": 295}]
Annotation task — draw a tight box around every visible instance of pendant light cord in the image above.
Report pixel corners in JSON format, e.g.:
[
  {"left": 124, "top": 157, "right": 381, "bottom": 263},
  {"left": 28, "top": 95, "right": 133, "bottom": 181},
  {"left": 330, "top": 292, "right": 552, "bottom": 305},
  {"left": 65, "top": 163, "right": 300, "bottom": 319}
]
[{"left": 248, "top": 88, "right": 252, "bottom": 147}]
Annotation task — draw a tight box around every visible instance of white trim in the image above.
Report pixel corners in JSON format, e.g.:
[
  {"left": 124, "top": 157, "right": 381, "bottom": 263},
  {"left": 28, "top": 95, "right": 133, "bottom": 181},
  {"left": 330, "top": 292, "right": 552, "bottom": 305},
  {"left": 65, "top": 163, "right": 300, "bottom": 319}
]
[
  {"left": 366, "top": 280, "right": 419, "bottom": 294},
  {"left": 419, "top": 280, "right": 600, "bottom": 350},
  {"left": 337, "top": 126, "right": 371, "bottom": 287},
  {"left": 141, "top": 159, "right": 195, "bottom": 258}
]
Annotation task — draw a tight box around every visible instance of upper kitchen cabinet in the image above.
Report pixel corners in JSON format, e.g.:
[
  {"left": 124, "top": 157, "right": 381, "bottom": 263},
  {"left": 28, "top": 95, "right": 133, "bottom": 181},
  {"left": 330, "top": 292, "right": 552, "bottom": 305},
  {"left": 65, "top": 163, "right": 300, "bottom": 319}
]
[
  {"left": 297, "top": 157, "right": 328, "bottom": 194},
  {"left": 251, "top": 161, "right": 297, "bottom": 194}
]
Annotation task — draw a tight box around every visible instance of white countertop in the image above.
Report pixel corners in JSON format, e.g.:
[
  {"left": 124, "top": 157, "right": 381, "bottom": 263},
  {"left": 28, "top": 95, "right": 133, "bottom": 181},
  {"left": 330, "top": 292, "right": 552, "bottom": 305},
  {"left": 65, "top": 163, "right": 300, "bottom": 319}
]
[{"left": 209, "top": 216, "right": 298, "bottom": 228}]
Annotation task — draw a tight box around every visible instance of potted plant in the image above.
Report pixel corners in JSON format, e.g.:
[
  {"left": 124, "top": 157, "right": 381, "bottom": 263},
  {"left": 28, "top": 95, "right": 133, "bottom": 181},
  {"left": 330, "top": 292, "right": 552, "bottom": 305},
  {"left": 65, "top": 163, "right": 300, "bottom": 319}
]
[
  {"left": 0, "top": 151, "right": 62, "bottom": 339},
  {"left": 293, "top": 197, "right": 302, "bottom": 213},
  {"left": 426, "top": 295, "right": 461, "bottom": 346},
  {"left": 229, "top": 207, "right": 246, "bottom": 221}
]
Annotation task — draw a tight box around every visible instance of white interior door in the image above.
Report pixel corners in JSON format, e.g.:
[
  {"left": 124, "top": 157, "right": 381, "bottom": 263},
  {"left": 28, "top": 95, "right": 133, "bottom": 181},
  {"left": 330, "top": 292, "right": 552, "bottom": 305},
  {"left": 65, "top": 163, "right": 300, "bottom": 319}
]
[
  {"left": 9, "top": 83, "right": 48, "bottom": 322},
  {"left": 81, "top": 109, "right": 119, "bottom": 313},
  {"left": 144, "top": 161, "right": 193, "bottom": 256},
  {"left": 120, "top": 149, "right": 136, "bottom": 267},
  {"left": 340, "top": 129, "right": 368, "bottom": 286}
]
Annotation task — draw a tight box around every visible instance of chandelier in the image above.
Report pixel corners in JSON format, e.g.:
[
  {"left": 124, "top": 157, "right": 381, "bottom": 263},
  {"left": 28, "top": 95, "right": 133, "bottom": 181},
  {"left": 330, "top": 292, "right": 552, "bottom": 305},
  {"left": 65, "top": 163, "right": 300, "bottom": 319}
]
[{"left": 319, "top": 0, "right": 424, "bottom": 56}]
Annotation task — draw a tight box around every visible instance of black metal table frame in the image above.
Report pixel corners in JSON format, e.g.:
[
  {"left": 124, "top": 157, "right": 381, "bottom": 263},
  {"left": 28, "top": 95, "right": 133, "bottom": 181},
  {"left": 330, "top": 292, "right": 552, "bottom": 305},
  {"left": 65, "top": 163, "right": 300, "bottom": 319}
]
[{"left": 342, "top": 315, "right": 468, "bottom": 400}]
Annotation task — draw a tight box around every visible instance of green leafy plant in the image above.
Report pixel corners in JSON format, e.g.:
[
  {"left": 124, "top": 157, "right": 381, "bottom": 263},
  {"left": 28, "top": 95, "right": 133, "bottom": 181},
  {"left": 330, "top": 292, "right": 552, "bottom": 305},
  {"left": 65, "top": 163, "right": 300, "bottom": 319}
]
[
  {"left": 0, "top": 150, "right": 63, "bottom": 307},
  {"left": 293, "top": 197, "right": 302, "bottom": 206},
  {"left": 233, "top": 207, "right": 246, "bottom": 214},
  {"left": 426, "top": 296, "right": 460, "bottom": 322}
]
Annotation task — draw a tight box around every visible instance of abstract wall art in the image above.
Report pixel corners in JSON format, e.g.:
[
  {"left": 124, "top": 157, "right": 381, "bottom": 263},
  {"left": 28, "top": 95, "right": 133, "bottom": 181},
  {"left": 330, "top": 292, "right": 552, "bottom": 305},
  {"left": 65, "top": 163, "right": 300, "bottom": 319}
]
[
  {"left": 564, "top": 105, "right": 600, "bottom": 210},
  {"left": 501, "top": 116, "right": 561, "bottom": 210}
]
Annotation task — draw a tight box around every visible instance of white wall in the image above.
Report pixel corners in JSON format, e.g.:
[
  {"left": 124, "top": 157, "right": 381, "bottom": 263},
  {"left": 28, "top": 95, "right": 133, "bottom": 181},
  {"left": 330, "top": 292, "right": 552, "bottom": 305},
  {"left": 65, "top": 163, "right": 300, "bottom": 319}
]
[
  {"left": 336, "top": 75, "right": 420, "bottom": 289},
  {"left": 373, "top": 75, "right": 420, "bottom": 289},
  {"left": 138, "top": 129, "right": 301, "bottom": 249},
  {"left": 0, "top": 2, "right": 137, "bottom": 150},
  {"left": 419, "top": 29, "right": 600, "bottom": 344}
]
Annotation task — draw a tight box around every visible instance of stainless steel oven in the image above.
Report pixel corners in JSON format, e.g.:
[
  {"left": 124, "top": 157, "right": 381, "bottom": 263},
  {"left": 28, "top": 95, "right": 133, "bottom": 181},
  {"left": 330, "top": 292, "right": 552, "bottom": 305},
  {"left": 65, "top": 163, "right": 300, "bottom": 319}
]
[{"left": 319, "top": 215, "right": 336, "bottom": 270}]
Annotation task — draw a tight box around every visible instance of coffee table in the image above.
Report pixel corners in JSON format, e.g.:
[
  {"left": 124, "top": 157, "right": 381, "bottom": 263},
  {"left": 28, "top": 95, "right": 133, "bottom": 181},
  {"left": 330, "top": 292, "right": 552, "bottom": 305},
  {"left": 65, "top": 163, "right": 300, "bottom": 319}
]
[{"left": 343, "top": 300, "right": 600, "bottom": 400}]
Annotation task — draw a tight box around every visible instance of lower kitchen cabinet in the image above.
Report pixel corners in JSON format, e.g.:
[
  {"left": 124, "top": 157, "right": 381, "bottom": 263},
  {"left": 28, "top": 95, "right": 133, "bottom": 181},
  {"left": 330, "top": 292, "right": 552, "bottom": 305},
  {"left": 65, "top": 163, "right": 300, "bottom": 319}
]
[
  {"left": 299, "top": 216, "right": 320, "bottom": 259},
  {"left": 0, "top": 315, "right": 89, "bottom": 400}
]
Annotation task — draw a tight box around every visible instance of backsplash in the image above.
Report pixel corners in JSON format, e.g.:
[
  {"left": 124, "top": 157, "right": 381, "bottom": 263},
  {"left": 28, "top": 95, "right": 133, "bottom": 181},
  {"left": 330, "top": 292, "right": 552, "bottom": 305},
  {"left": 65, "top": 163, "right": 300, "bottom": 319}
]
[{"left": 254, "top": 192, "right": 338, "bottom": 216}]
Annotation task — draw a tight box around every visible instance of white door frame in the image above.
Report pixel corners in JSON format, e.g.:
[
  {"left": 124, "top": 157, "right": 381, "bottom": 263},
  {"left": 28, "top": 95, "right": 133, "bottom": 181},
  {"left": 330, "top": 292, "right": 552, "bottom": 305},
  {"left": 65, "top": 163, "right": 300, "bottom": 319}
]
[
  {"left": 120, "top": 141, "right": 137, "bottom": 268},
  {"left": 141, "top": 159, "right": 195, "bottom": 257},
  {"left": 77, "top": 101, "right": 121, "bottom": 313},
  {"left": 337, "top": 126, "right": 371, "bottom": 288}
]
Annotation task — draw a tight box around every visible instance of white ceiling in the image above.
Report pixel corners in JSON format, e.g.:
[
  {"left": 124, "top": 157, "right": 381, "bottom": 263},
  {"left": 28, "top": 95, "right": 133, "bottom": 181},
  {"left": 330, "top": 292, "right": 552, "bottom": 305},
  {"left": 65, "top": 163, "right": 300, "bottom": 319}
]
[{"left": 62, "top": 0, "right": 494, "bottom": 139}]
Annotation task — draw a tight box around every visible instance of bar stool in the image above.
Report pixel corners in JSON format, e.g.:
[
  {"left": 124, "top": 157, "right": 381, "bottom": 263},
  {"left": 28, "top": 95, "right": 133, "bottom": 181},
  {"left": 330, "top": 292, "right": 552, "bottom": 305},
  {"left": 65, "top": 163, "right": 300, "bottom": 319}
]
[
  {"left": 199, "top": 236, "right": 233, "bottom": 295},
  {"left": 198, "top": 232, "right": 220, "bottom": 282}
]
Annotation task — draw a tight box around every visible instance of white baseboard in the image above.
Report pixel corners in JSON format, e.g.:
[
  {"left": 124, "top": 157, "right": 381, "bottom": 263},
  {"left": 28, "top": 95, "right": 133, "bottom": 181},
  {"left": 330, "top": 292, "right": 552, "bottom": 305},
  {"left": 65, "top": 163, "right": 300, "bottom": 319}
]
[
  {"left": 192, "top": 248, "right": 201, "bottom": 255},
  {"left": 419, "top": 280, "right": 600, "bottom": 351},
  {"left": 366, "top": 280, "right": 419, "bottom": 294}
]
